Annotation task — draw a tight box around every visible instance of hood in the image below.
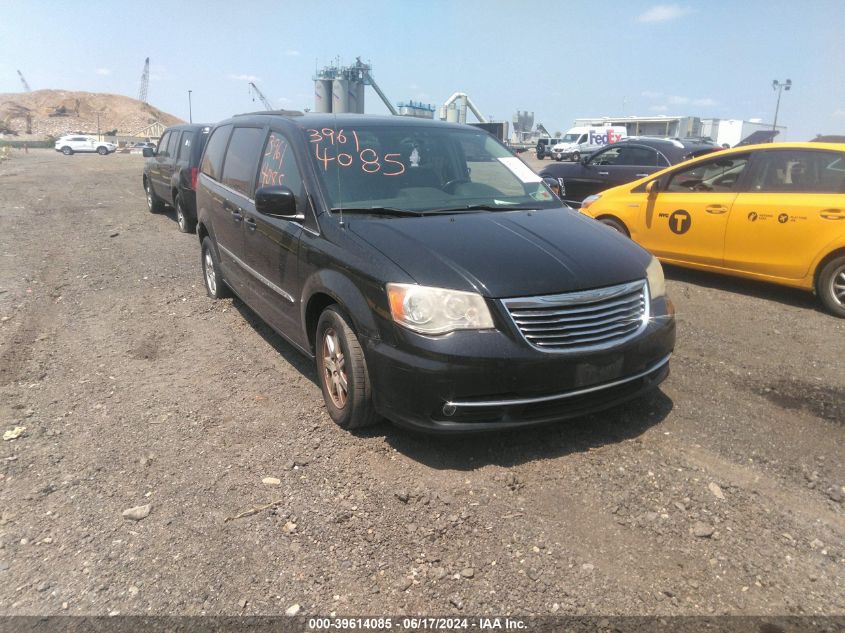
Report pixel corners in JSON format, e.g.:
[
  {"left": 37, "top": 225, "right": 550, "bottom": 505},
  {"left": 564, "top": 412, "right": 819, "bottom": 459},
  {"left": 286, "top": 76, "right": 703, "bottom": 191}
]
[{"left": 346, "top": 208, "right": 651, "bottom": 298}]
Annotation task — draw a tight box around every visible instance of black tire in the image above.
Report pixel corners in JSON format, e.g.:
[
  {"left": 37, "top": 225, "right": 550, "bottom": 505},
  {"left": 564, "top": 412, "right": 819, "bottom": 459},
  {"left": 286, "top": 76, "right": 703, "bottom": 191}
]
[
  {"left": 816, "top": 255, "right": 845, "bottom": 318},
  {"left": 61, "top": 146, "right": 73, "bottom": 156},
  {"left": 316, "top": 307, "right": 378, "bottom": 430},
  {"left": 571, "top": 152, "right": 580, "bottom": 162},
  {"left": 554, "top": 155, "right": 562, "bottom": 161},
  {"left": 536, "top": 152, "right": 544, "bottom": 160},
  {"left": 97, "top": 146, "right": 108, "bottom": 155},
  {"left": 175, "top": 193, "right": 196, "bottom": 234},
  {"left": 200, "top": 237, "right": 232, "bottom": 300},
  {"left": 599, "top": 217, "right": 630, "bottom": 237},
  {"left": 144, "top": 178, "right": 165, "bottom": 213}
]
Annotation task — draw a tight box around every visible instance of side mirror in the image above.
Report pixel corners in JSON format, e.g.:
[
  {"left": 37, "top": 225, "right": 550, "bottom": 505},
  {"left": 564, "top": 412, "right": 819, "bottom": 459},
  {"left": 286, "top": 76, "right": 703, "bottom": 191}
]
[
  {"left": 255, "top": 185, "right": 303, "bottom": 219},
  {"left": 646, "top": 179, "right": 660, "bottom": 195},
  {"left": 581, "top": 155, "right": 590, "bottom": 165},
  {"left": 142, "top": 147, "right": 155, "bottom": 158}
]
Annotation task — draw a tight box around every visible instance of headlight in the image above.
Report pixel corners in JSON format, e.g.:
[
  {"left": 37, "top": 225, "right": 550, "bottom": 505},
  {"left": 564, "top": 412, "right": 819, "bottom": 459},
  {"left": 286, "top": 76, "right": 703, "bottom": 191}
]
[
  {"left": 386, "top": 283, "right": 495, "bottom": 335},
  {"left": 580, "top": 194, "right": 601, "bottom": 211},
  {"left": 646, "top": 256, "right": 666, "bottom": 299}
]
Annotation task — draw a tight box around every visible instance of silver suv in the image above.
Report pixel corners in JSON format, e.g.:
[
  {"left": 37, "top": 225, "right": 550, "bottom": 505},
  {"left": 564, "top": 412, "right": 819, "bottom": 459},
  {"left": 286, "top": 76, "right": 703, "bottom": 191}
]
[{"left": 54, "top": 135, "right": 116, "bottom": 156}]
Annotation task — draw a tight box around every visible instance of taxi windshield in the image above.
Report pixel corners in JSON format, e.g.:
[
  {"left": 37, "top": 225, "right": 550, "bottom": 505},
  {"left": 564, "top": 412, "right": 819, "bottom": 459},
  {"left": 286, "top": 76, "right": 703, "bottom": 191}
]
[{"left": 304, "top": 125, "right": 562, "bottom": 214}]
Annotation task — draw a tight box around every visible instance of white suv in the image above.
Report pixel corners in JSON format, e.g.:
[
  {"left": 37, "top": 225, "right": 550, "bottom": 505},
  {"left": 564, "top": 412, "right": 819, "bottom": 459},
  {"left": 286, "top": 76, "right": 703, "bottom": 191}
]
[{"left": 54, "top": 135, "right": 116, "bottom": 156}]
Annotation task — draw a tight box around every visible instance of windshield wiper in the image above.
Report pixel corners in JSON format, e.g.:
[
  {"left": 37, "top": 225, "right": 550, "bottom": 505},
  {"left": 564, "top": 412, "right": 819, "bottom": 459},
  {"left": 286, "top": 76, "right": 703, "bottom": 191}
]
[
  {"left": 331, "top": 206, "right": 425, "bottom": 217},
  {"left": 428, "top": 203, "right": 538, "bottom": 213}
]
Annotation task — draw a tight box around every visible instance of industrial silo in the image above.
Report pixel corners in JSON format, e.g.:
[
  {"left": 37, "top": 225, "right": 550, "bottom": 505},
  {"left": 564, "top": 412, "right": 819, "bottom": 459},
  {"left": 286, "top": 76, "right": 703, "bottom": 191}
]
[
  {"left": 354, "top": 81, "right": 365, "bottom": 113},
  {"left": 445, "top": 103, "right": 459, "bottom": 123},
  {"left": 332, "top": 78, "right": 349, "bottom": 113},
  {"left": 347, "top": 80, "right": 361, "bottom": 114},
  {"left": 314, "top": 79, "right": 333, "bottom": 113}
]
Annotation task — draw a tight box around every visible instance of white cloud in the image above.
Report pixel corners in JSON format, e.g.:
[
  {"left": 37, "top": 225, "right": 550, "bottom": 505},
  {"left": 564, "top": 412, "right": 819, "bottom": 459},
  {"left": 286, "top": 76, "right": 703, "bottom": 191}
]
[
  {"left": 834, "top": 109, "right": 845, "bottom": 117},
  {"left": 277, "top": 97, "right": 292, "bottom": 105},
  {"left": 649, "top": 105, "right": 669, "bottom": 112},
  {"left": 668, "top": 95, "right": 689, "bottom": 105},
  {"left": 641, "top": 90, "right": 663, "bottom": 99},
  {"left": 637, "top": 4, "right": 692, "bottom": 23},
  {"left": 150, "top": 74, "right": 162, "bottom": 82},
  {"left": 95, "top": 68, "right": 111, "bottom": 76},
  {"left": 692, "top": 97, "right": 717, "bottom": 107},
  {"left": 284, "top": 50, "right": 301, "bottom": 57},
  {"left": 228, "top": 74, "right": 260, "bottom": 82}
]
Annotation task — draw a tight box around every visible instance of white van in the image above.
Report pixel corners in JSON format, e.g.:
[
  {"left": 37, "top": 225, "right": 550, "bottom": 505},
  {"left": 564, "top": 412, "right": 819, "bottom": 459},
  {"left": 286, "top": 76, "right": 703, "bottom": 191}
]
[{"left": 551, "top": 126, "right": 627, "bottom": 162}]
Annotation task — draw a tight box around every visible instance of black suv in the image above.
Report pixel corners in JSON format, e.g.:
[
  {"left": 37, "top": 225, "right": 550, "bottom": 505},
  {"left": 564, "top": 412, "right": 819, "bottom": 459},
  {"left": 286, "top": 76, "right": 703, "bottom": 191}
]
[
  {"left": 539, "top": 137, "right": 718, "bottom": 206},
  {"left": 195, "top": 113, "right": 675, "bottom": 433},
  {"left": 535, "top": 137, "right": 557, "bottom": 160},
  {"left": 143, "top": 124, "right": 211, "bottom": 233}
]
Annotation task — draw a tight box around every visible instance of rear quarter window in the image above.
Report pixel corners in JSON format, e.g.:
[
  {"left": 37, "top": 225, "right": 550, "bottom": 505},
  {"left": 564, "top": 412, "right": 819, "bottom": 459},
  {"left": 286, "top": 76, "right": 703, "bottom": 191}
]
[{"left": 200, "top": 125, "right": 232, "bottom": 181}]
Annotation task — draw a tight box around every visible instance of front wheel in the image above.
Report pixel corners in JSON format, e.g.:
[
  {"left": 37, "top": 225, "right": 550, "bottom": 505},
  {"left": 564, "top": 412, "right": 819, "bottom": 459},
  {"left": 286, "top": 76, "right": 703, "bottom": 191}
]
[
  {"left": 97, "top": 146, "right": 108, "bottom": 155},
  {"left": 144, "top": 179, "right": 165, "bottom": 213},
  {"left": 200, "top": 237, "right": 232, "bottom": 300},
  {"left": 175, "top": 194, "right": 196, "bottom": 233},
  {"left": 554, "top": 155, "right": 562, "bottom": 161},
  {"left": 817, "top": 255, "right": 845, "bottom": 318},
  {"left": 61, "top": 146, "right": 73, "bottom": 156},
  {"left": 571, "top": 152, "right": 580, "bottom": 162},
  {"left": 316, "top": 307, "right": 378, "bottom": 430},
  {"left": 598, "top": 217, "right": 630, "bottom": 237}
]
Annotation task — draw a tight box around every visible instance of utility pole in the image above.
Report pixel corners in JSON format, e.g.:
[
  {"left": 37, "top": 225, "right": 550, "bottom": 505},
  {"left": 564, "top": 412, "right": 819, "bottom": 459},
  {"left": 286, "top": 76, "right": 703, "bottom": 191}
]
[
  {"left": 771, "top": 79, "right": 792, "bottom": 138},
  {"left": 188, "top": 90, "right": 193, "bottom": 123}
]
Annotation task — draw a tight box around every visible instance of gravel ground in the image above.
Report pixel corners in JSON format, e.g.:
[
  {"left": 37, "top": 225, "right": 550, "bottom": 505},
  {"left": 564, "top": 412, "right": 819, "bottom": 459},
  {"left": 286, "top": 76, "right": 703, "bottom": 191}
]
[{"left": 0, "top": 150, "right": 843, "bottom": 617}]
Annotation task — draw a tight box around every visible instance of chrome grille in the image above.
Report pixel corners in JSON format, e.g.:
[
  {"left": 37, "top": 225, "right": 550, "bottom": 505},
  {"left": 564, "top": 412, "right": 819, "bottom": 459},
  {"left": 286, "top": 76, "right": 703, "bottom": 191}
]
[{"left": 502, "top": 280, "right": 648, "bottom": 352}]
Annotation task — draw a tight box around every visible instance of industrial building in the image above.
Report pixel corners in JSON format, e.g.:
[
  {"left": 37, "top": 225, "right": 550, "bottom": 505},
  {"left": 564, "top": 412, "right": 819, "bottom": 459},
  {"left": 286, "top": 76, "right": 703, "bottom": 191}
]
[{"left": 574, "top": 115, "right": 786, "bottom": 146}]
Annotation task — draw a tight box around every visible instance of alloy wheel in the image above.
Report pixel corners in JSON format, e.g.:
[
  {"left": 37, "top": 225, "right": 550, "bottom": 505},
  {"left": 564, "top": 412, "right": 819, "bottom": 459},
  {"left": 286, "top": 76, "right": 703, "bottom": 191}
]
[
  {"left": 831, "top": 265, "right": 845, "bottom": 307},
  {"left": 321, "top": 328, "right": 348, "bottom": 409},
  {"left": 203, "top": 249, "right": 217, "bottom": 296}
]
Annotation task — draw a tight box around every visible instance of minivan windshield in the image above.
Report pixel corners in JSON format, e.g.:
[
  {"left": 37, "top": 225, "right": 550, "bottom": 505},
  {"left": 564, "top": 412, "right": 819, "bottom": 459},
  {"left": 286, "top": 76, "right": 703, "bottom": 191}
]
[{"left": 304, "top": 125, "right": 562, "bottom": 214}]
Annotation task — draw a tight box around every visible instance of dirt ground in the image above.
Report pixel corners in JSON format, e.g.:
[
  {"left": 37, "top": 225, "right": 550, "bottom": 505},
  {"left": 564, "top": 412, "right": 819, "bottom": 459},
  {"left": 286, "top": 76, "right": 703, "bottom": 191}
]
[{"left": 0, "top": 150, "right": 843, "bottom": 617}]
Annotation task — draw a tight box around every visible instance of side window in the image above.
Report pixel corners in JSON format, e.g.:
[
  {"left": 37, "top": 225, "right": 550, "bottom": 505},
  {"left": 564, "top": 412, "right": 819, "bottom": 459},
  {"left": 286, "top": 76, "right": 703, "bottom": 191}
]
[
  {"left": 157, "top": 132, "right": 171, "bottom": 158},
  {"left": 617, "top": 146, "right": 659, "bottom": 166},
  {"left": 221, "top": 126, "right": 265, "bottom": 197},
  {"left": 257, "top": 131, "right": 306, "bottom": 208},
  {"left": 166, "top": 132, "right": 180, "bottom": 159},
  {"left": 177, "top": 132, "right": 194, "bottom": 161},
  {"left": 666, "top": 155, "right": 750, "bottom": 193},
  {"left": 578, "top": 134, "right": 587, "bottom": 144},
  {"left": 200, "top": 124, "right": 232, "bottom": 181},
  {"left": 588, "top": 146, "right": 623, "bottom": 166},
  {"left": 656, "top": 152, "right": 670, "bottom": 167},
  {"left": 749, "top": 150, "right": 845, "bottom": 194}
]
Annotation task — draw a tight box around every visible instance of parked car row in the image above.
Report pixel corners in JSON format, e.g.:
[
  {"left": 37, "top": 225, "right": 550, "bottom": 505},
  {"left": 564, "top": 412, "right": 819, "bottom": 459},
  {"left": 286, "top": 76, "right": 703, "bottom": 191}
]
[
  {"left": 141, "top": 114, "right": 845, "bottom": 436},
  {"left": 144, "top": 114, "right": 676, "bottom": 433}
]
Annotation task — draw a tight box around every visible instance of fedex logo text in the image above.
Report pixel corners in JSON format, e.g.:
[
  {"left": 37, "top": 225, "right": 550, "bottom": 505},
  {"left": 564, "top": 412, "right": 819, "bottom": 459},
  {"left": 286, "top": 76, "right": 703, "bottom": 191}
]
[{"left": 588, "top": 130, "right": 623, "bottom": 145}]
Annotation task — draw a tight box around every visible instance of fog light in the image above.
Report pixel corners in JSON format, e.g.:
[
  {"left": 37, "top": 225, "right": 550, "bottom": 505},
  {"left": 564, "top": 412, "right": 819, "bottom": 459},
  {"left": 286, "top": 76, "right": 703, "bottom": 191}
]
[{"left": 442, "top": 403, "right": 457, "bottom": 417}]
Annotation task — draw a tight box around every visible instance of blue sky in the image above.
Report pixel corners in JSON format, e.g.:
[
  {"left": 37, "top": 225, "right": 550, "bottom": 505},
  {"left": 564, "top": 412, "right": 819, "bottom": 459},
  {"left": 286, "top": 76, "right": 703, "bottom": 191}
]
[{"left": 1, "top": 0, "right": 843, "bottom": 141}]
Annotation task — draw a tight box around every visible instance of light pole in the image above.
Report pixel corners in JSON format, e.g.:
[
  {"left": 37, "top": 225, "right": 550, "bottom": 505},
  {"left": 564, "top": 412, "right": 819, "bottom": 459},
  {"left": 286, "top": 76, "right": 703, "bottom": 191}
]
[
  {"left": 188, "top": 90, "right": 193, "bottom": 123},
  {"left": 771, "top": 79, "right": 791, "bottom": 138}
]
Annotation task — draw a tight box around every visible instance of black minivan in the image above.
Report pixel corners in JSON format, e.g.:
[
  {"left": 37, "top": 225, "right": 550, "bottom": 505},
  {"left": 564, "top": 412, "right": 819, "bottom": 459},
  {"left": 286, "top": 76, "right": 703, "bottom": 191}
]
[
  {"left": 195, "top": 112, "right": 675, "bottom": 433},
  {"left": 143, "top": 123, "right": 211, "bottom": 233}
]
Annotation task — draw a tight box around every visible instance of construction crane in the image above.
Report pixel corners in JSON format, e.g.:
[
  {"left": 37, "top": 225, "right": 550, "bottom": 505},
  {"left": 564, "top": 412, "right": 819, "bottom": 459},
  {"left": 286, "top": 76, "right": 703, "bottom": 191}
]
[
  {"left": 138, "top": 57, "right": 150, "bottom": 103},
  {"left": 17, "top": 70, "right": 31, "bottom": 92},
  {"left": 248, "top": 82, "right": 273, "bottom": 110}
]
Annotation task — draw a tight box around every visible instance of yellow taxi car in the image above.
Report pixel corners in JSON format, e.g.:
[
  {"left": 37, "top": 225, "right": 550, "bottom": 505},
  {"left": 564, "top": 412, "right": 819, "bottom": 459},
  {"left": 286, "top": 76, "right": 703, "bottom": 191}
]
[{"left": 579, "top": 142, "right": 845, "bottom": 317}]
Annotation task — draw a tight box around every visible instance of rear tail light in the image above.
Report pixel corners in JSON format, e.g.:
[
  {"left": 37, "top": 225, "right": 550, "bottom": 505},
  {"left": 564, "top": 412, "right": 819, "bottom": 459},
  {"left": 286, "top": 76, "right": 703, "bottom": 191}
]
[{"left": 190, "top": 167, "right": 198, "bottom": 190}]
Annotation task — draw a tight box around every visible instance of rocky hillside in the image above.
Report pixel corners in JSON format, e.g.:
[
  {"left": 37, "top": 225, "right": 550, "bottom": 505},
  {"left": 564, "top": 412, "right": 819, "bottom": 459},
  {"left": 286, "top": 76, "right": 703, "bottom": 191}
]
[{"left": 0, "top": 89, "right": 183, "bottom": 139}]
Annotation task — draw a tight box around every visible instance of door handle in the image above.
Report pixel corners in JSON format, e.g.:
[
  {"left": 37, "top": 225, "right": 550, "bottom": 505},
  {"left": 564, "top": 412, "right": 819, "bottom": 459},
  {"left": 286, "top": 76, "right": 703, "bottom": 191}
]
[
  {"left": 245, "top": 217, "right": 257, "bottom": 231},
  {"left": 705, "top": 206, "right": 728, "bottom": 214},
  {"left": 598, "top": 171, "right": 609, "bottom": 176},
  {"left": 819, "top": 208, "right": 843, "bottom": 220},
  {"left": 635, "top": 173, "right": 649, "bottom": 178}
]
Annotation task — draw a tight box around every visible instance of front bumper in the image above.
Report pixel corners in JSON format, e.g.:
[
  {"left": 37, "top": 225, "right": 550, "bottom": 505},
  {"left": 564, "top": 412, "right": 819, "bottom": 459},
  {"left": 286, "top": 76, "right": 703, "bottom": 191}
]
[{"left": 365, "top": 298, "right": 675, "bottom": 433}]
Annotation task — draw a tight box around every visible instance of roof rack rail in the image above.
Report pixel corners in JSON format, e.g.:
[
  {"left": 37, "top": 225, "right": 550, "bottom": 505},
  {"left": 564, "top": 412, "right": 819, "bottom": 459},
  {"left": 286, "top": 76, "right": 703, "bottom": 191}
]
[{"left": 233, "top": 109, "right": 305, "bottom": 117}]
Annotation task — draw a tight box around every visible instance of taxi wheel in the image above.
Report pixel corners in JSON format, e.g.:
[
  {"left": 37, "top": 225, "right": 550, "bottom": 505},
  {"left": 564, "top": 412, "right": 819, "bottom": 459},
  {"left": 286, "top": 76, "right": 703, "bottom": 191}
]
[
  {"left": 316, "top": 307, "right": 378, "bottom": 430},
  {"left": 599, "top": 217, "right": 630, "bottom": 237},
  {"left": 817, "top": 255, "right": 845, "bottom": 318}
]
